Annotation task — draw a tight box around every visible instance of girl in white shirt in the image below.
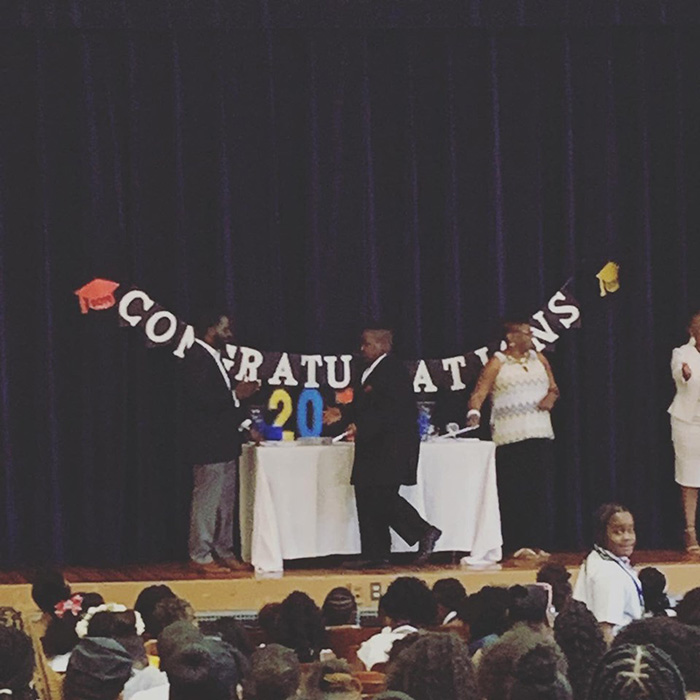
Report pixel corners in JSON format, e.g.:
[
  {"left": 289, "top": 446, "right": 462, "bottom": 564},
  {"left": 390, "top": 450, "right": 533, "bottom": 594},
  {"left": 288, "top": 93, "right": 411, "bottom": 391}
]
[{"left": 572, "top": 503, "right": 643, "bottom": 643}]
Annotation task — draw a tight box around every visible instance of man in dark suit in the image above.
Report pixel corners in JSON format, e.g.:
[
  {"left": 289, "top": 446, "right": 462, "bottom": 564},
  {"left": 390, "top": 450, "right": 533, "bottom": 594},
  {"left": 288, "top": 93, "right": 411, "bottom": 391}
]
[
  {"left": 324, "top": 327, "right": 442, "bottom": 567},
  {"left": 183, "top": 311, "right": 259, "bottom": 574}
]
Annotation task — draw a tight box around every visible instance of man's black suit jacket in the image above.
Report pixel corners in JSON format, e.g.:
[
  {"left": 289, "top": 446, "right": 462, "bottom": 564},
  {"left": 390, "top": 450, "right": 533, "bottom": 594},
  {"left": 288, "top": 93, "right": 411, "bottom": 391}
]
[
  {"left": 348, "top": 354, "right": 420, "bottom": 487},
  {"left": 183, "top": 341, "right": 245, "bottom": 465}
]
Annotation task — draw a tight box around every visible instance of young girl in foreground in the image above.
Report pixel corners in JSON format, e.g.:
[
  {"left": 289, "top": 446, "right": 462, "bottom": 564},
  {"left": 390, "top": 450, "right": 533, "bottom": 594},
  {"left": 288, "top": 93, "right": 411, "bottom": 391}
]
[{"left": 572, "top": 503, "right": 644, "bottom": 643}]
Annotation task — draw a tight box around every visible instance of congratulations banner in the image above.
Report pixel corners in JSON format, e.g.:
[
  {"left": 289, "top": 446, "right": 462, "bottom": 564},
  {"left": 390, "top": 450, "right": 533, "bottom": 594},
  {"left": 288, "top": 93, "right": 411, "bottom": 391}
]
[{"left": 75, "top": 278, "right": 581, "bottom": 394}]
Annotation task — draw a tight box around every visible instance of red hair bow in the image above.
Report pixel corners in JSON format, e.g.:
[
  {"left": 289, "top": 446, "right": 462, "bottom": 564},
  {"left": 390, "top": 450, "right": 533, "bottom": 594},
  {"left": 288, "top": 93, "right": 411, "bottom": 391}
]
[{"left": 54, "top": 594, "right": 84, "bottom": 619}]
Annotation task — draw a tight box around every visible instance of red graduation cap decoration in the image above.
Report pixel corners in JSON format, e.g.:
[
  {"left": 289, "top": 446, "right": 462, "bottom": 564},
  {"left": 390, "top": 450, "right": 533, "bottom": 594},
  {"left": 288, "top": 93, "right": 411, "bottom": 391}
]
[{"left": 74, "top": 278, "right": 120, "bottom": 314}]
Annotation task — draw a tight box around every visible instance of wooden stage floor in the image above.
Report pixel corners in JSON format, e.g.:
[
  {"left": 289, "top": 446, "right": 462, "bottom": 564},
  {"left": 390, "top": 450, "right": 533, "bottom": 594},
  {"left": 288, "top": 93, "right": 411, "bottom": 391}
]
[{"left": 2, "top": 550, "right": 699, "bottom": 614}]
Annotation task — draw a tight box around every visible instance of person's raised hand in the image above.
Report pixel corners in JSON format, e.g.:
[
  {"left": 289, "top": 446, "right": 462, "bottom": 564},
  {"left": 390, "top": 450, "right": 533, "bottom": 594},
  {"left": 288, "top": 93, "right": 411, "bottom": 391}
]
[
  {"left": 323, "top": 407, "right": 342, "bottom": 425},
  {"left": 235, "top": 380, "right": 261, "bottom": 400},
  {"left": 466, "top": 413, "right": 480, "bottom": 428},
  {"left": 346, "top": 423, "right": 357, "bottom": 439},
  {"left": 683, "top": 362, "right": 692, "bottom": 381}
]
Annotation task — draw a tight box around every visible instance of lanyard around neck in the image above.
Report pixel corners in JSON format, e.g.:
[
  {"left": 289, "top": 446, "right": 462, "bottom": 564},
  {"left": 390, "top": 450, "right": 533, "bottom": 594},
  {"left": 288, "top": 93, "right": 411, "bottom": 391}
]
[{"left": 593, "top": 545, "right": 644, "bottom": 607}]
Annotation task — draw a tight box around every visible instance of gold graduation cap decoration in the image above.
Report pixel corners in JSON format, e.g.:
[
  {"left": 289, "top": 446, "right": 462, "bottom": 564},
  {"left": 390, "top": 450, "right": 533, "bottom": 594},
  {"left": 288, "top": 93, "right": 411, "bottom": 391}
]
[
  {"left": 596, "top": 262, "right": 620, "bottom": 297},
  {"left": 74, "top": 278, "right": 120, "bottom": 314}
]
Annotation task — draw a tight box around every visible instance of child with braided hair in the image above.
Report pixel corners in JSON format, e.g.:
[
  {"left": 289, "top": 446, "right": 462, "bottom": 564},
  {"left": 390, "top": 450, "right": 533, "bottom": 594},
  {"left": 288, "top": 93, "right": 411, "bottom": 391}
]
[
  {"left": 586, "top": 644, "right": 685, "bottom": 699},
  {"left": 612, "top": 617, "right": 700, "bottom": 693},
  {"left": 572, "top": 504, "right": 643, "bottom": 643},
  {"left": 321, "top": 588, "right": 359, "bottom": 628}
]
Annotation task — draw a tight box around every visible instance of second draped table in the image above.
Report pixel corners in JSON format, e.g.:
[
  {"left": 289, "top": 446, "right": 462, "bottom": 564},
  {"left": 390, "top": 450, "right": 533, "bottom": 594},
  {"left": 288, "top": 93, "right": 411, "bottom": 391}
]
[{"left": 239, "top": 439, "right": 502, "bottom": 573}]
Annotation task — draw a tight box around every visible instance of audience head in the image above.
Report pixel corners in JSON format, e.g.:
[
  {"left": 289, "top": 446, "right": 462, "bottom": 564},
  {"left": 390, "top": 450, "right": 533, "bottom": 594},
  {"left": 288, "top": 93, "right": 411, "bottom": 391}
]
[
  {"left": 258, "top": 603, "right": 282, "bottom": 643},
  {"left": 537, "top": 563, "right": 573, "bottom": 613},
  {"left": 457, "top": 585, "right": 510, "bottom": 642},
  {"left": 592, "top": 503, "right": 635, "bottom": 558},
  {"left": 41, "top": 591, "right": 104, "bottom": 658},
  {"left": 216, "top": 617, "right": 256, "bottom": 657},
  {"left": 380, "top": 577, "right": 437, "bottom": 628},
  {"left": 553, "top": 600, "right": 606, "bottom": 700},
  {"left": 0, "top": 626, "right": 35, "bottom": 700},
  {"left": 374, "top": 694, "right": 415, "bottom": 700},
  {"left": 386, "top": 631, "right": 478, "bottom": 700},
  {"left": 508, "top": 584, "right": 550, "bottom": 628},
  {"left": 134, "top": 584, "right": 177, "bottom": 638},
  {"left": 150, "top": 596, "right": 196, "bottom": 639},
  {"left": 478, "top": 621, "right": 567, "bottom": 700},
  {"left": 273, "top": 591, "right": 327, "bottom": 662},
  {"left": 167, "top": 638, "right": 239, "bottom": 700},
  {"left": 638, "top": 567, "right": 669, "bottom": 616},
  {"left": 612, "top": 616, "right": 700, "bottom": 692},
  {"left": 31, "top": 568, "right": 71, "bottom": 614},
  {"left": 305, "top": 658, "right": 362, "bottom": 700},
  {"left": 243, "top": 644, "right": 300, "bottom": 700},
  {"left": 509, "top": 644, "right": 573, "bottom": 700},
  {"left": 209, "top": 619, "right": 253, "bottom": 681},
  {"left": 63, "top": 637, "right": 133, "bottom": 700},
  {"left": 158, "top": 620, "right": 205, "bottom": 673},
  {"left": 676, "top": 586, "right": 700, "bottom": 627},
  {"left": 322, "top": 587, "right": 358, "bottom": 627},
  {"left": 432, "top": 578, "right": 467, "bottom": 621},
  {"left": 85, "top": 606, "right": 148, "bottom": 668},
  {"left": 587, "top": 643, "right": 685, "bottom": 699}
]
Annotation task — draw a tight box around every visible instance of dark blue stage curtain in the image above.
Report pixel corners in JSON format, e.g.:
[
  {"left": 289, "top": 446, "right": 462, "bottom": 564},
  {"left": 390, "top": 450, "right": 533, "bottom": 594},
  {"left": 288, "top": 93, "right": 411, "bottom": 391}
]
[{"left": 1, "top": 1, "right": 699, "bottom": 566}]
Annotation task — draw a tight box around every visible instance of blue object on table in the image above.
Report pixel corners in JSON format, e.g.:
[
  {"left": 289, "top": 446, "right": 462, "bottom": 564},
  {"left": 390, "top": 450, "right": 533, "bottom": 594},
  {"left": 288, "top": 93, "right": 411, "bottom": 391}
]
[
  {"left": 263, "top": 425, "right": 283, "bottom": 441},
  {"left": 417, "top": 401, "right": 436, "bottom": 441},
  {"left": 249, "top": 405, "right": 266, "bottom": 432}
]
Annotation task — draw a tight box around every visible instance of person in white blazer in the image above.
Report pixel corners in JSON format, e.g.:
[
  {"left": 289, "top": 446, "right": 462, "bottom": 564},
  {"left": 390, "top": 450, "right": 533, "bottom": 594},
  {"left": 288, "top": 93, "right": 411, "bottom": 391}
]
[{"left": 668, "top": 312, "right": 700, "bottom": 556}]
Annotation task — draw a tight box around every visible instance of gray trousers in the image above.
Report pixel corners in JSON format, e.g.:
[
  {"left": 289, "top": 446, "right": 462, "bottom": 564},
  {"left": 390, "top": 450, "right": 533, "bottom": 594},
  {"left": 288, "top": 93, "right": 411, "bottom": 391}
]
[{"left": 188, "top": 459, "right": 238, "bottom": 564}]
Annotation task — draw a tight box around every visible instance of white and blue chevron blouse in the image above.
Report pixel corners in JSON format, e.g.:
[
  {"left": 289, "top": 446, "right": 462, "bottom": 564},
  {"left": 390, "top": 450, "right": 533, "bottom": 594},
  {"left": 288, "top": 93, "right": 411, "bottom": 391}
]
[{"left": 490, "top": 350, "right": 555, "bottom": 446}]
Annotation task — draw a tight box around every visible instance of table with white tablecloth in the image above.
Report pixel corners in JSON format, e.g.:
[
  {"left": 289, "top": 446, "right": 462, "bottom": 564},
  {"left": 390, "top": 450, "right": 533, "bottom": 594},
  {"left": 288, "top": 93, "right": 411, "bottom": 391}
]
[{"left": 239, "top": 439, "right": 502, "bottom": 573}]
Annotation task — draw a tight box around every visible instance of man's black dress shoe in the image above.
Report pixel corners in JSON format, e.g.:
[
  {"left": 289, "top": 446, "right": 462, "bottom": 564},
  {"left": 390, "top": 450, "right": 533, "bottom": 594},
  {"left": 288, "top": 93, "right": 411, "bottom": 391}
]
[{"left": 414, "top": 525, "right": 443, "bottom": 565}]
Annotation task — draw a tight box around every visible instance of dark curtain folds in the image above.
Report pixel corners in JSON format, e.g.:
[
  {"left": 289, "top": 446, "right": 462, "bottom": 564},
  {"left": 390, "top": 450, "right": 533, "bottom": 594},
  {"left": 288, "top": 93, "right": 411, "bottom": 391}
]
[{"left": 1, "top": 1, "right": 699, "bottom": 565}]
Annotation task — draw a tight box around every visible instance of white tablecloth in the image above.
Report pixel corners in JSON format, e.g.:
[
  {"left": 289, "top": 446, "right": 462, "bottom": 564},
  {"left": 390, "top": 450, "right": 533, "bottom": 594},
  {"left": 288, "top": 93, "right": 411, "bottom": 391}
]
[{"left": 239, "top": 439, "right": 502, "bottom": 573}]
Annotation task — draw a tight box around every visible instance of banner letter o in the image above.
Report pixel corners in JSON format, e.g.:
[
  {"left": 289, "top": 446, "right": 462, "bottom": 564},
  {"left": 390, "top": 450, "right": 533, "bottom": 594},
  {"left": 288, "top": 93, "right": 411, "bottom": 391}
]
[{"left": 144, "top": 311, "right": 178, "bottom": 344}]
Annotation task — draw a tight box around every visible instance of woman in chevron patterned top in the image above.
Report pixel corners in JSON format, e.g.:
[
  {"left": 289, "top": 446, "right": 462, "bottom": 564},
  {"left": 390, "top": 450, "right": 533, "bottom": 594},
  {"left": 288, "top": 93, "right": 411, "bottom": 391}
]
[{"left": 467, "top": 319, "right": 560, "bottom": 561}]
